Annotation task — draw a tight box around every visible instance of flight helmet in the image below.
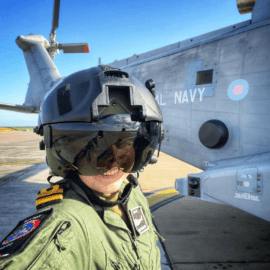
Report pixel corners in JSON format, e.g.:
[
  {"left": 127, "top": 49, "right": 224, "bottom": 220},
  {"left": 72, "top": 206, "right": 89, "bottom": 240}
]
[{"left": 35, "top": 65, "right": 164, "bottom": 179}]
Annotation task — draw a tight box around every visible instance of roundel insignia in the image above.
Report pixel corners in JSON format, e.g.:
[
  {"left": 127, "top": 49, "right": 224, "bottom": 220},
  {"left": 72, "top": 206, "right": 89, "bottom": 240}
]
[{"left": 227, "top": 79, "right": 249, "bottom": 101}]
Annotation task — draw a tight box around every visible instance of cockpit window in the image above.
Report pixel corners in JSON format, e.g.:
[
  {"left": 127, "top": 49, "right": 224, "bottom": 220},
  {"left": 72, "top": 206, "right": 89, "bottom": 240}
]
[{"left": 196, "top": 69, "right": 213, "bottom": 85}]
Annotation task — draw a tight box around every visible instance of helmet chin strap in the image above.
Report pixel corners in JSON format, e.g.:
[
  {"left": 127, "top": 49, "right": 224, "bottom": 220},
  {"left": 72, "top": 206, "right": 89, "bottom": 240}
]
[
  {"left": 126, "top": 173, "right": 139, "bottom": 187},
  {"left": 157, "top": 122, "right": 164, "bottom": 158},
  {"left": 55, "top": 149, "right": 79, "bottom": 177}
]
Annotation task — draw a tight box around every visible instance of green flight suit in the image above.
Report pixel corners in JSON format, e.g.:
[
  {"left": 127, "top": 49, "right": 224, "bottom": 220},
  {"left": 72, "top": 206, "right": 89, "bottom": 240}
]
[{"left": 0, "top": 178, "right": 163, "bottom": 270}]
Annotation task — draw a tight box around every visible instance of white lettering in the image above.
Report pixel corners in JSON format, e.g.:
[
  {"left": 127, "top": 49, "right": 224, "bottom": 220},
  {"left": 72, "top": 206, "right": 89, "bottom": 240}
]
[
  {"left": 155, "top": 94, "right": 166, "bottom": 105},
  {"left": 159, "top": 88, "right": 206, "bottom": 106},
  {"left": 24, "top": 215, "right": 41, "bottom": 224},
  {"left": 175, "top": 91, "right": 182, "bottom": 104},
  {"left": 198, "top": 88, "right": 205, "bottom": 101},
  {"left": 235, "top": 192, "right": 260, "bottom": 202},
  {"left": 0, "top": 242, "right": 13, "bottom": 250},
  {"left": 190, "top": 88, "right": 197, "bottom": 102},
  {"left": 182, "top": 90, "right": 188, "bottom": 103},
  {"left": 160, "top": 94, "right": 166, "bottom": 105},
  {"left": 155, "top": 95, "right": 159, "bottom": 105}
]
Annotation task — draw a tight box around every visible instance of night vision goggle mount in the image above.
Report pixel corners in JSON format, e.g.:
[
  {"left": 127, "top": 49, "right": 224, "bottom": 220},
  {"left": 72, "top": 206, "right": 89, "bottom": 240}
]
[
  {"left": 91, "top": 66, "right": 164, "bottom": 161},
  {"left": 91, "top": 66, "right": 161, "bottom": 123}
]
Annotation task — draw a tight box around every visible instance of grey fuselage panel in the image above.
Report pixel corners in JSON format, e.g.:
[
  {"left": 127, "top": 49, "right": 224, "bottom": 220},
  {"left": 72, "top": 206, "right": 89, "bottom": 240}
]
[{"left": 106, "top": 0, "right": 270, "bottom": 221}]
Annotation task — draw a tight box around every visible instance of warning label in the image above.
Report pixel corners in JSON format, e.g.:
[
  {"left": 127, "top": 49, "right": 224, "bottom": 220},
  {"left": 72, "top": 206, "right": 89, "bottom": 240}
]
[{"left": 235, "top": 193, "right": 260, "bottom": 202}]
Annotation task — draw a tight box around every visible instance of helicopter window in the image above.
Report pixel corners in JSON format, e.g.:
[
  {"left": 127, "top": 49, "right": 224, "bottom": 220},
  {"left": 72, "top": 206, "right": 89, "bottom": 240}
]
[
  {"left": 196, "top": 69, "right": 213, "bottom": 85},
  {"left": 104, "top": 70, "right": 129, "bottom": 78}
]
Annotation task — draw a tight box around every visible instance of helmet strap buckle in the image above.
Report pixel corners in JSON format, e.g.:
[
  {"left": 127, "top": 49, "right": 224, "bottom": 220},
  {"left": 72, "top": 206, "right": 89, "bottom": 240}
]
[
  {"left": 127, "top": 173, "right": 139, "bottom": 187},
  {"left": 64, "top": 163, "right": 79, "bottom": 171}
]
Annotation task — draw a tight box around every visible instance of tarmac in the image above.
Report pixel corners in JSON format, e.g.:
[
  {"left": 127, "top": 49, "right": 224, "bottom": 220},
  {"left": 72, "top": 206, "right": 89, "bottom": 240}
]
[{"left": 0, "top": 131, "right": 270, "bottom": 270}]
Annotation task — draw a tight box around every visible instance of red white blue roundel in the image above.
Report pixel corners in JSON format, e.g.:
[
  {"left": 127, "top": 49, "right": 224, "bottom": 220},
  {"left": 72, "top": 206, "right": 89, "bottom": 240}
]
[
  {"left": 2, "top": 219, "right": 40, "bottom": 245},
  {"left": 227, "top": 79, "right": 249, "bottom": 101}
]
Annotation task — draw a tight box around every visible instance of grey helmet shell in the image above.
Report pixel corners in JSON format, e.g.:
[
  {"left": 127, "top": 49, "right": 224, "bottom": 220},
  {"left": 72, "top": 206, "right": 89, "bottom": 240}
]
[{"left": 37, "top": 65, "right": 164, "bottom": 178}]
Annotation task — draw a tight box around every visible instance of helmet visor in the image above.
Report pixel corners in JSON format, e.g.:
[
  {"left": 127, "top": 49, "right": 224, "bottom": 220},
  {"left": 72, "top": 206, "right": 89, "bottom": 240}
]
[{"left": 47, "top": 114, "right": 160, "bottom": 176}]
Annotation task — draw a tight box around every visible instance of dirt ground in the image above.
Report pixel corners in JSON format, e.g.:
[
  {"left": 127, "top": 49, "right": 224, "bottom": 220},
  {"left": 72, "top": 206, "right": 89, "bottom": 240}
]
[{"left": 0, "top": 131, "right": 203, "bottom": 192}]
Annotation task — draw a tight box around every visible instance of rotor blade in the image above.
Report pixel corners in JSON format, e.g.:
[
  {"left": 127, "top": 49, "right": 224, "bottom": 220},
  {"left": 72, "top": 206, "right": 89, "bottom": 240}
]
[
  {"left": 58, "top": 43, "right": 90, "bottom": 53},
  {"left": 51, "top": 0, "right": 61, "bottom": 35},
  {"left": 0, "top": 102, "right": 39, "bottom": 114}
]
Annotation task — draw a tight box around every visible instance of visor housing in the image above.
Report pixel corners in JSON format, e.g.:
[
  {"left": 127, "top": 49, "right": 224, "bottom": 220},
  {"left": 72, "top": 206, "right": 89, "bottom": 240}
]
[{"left": 44, "top": 114, "right": 160, "bottom": 176}]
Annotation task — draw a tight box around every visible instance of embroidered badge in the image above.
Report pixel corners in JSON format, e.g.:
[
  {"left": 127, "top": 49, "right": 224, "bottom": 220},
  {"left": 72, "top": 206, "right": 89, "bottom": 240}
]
[
  {"left": 129, "top": 206, "right": 149, "bottom": 235},
  {"left": 0, "top": 208, "right": 53, "bottom": 259},
  {"left": 2, "top": 219, "right": 41, "bottom": 245}
]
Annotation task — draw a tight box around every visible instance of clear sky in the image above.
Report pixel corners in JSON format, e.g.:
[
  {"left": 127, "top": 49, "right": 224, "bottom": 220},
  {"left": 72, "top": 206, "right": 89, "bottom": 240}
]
[{"left": 0, "top": 0, "right": 251, "bottom": 127}]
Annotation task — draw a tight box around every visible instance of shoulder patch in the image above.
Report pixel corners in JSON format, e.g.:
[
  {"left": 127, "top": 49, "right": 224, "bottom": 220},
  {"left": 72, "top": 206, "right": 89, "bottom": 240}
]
[
  {"left": 0, "top": 208, "right": 53, "bottom": 259},
  {"left": 36, "top": 184, "right": 64, "bottom": 210}
]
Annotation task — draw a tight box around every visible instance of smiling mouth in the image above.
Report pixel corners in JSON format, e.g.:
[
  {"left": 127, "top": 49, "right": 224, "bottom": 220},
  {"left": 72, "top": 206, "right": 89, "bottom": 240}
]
[
  {"left": 103, "top": 167, "right": 124, "bottom": 176},
  {"left": 103, "top": 168, "right": 119, "bottom": 176}
]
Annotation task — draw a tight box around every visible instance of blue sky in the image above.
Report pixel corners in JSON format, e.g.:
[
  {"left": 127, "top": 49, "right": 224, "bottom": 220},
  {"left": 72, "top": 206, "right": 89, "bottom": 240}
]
[{"left": 0, "top": 0, "right": 251, "bottom": 127}]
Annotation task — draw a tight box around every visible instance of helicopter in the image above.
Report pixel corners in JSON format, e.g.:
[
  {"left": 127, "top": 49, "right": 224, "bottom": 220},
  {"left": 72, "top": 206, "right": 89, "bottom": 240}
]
[
  {"left": 1, "top": 0, "right": 269, "bottom": 223},
  {"left": 105, "top": 0, "right": 270, "bottom": 223}
]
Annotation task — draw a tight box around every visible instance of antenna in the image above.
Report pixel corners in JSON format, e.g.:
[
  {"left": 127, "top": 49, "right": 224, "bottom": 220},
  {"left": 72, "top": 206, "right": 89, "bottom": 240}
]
[{"left": 48, "top": 0, "right": 89, "bottom": 60}]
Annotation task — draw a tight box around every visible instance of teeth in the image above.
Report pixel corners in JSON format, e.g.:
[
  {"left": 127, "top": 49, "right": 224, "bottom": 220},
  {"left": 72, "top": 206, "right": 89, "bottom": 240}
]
[{"left": 103, "top": 169, "right": 118, "bottom": 176}]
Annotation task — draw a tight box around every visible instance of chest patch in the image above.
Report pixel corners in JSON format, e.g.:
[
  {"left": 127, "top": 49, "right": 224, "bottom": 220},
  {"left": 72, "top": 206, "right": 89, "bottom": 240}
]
[
  {"left": 129, "top": 206, "right": 149, "bottom": 235},
  {"left": 0, "top": 208, "right": 53, "bottom": 259}
]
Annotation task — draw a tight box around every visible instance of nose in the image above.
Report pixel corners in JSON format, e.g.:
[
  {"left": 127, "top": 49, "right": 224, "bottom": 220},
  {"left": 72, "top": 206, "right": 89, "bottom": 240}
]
[{"left": 97, "top": 145, "right": 122, "bottom": 169}]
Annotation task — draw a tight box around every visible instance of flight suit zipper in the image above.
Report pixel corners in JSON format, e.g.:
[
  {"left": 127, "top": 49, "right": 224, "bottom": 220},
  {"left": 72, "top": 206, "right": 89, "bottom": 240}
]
[
  {"left": 127, "top": 230, "right": 140, "bottom": 260},
  {"left": 110, "top": 261, "right": 121, "bottom": 269},
  {"left": 26, "top": 221, "right": 69, "bottom": 270},
  {"left": 122, "top": 202, "right": 140, "bottom": 261},
  {"left": 110, "top": 260, "right": 140, "bottom": 270}
]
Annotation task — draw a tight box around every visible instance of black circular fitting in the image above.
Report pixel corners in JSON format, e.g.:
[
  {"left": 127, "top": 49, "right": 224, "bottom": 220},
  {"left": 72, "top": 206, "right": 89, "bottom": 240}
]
[
  {"left": 199, "top": 120, "right": 229, "bottom": 149},
  {"left": 145, "top": 79, "right": 155, "bottom": 97},
  {"left": 189, "top": 178, "right": 199, "bottom": 189},
  {"left": 145, "top": 79, "right": 155, "bottom": 90}
]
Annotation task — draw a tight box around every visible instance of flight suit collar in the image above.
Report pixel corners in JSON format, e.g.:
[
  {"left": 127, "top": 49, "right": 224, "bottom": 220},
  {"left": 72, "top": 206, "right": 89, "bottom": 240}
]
[
  {"left": 65, "top": 174, "right": 135, "bottom": 232},
  {"left": 103, "top": 209, "right": 129, "bottom": 231},
  {"left": 91, "top": 182, "right": 132, "bottom": 231}
]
